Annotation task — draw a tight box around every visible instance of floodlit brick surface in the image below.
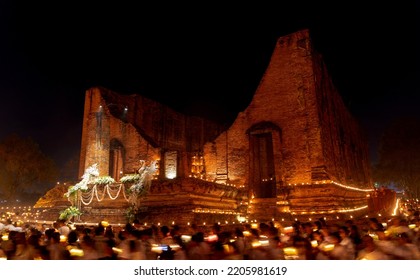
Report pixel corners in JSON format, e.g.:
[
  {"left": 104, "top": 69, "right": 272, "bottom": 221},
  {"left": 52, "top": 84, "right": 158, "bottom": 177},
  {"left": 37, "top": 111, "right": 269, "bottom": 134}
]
[{"left": 36, "top": 29, "right": 373, "bottom": 222}]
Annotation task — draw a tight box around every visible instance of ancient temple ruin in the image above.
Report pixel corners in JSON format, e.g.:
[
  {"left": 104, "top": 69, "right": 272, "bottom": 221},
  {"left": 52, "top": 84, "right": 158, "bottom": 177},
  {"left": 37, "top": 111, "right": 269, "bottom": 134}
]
[{"left": 36, "top": 29, "right": 374, "bottom": 224}]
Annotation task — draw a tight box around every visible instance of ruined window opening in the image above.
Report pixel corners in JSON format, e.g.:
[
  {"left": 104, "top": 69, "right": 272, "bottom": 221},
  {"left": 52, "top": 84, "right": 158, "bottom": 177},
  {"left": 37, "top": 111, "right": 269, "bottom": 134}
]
[
  {"left": 164, "top": 150, "right": 178, "bottom": 179},
  {"left": 191, "top": 151, "right": 205, "bottom": 178}
]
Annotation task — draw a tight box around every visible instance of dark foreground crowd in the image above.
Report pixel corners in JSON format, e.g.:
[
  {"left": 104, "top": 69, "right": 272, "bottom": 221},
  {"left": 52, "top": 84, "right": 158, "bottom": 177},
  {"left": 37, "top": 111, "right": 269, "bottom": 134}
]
[{"left": 1, "top": 213, "right": 420, "bottom": 260}]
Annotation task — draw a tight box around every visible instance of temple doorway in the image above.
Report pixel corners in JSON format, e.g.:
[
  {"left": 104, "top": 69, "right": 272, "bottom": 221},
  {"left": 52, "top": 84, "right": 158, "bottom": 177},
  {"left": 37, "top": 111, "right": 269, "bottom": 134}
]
[{"left": 250, "top": 131, "right": 276, "bottom": 198}]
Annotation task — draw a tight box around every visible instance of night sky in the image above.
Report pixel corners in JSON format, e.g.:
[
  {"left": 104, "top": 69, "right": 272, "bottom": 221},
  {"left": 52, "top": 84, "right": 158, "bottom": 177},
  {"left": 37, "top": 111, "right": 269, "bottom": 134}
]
[{"left": 0, "top": 1, "right": 419, "bottom": 174}]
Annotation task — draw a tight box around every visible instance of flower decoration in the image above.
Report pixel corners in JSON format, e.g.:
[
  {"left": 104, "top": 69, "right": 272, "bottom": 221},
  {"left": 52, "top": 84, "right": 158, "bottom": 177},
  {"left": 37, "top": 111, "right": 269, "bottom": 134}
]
[
  {"left": 93, "top": 176, "right": 115, "bottom": 185},
  {"left": 64, "top": 163, "right": 100, "bottom": 197},
  {"left": 59, "top": 206, "right": 82, "bottom": 221},
  {"left": 120, "top": 173, "right": 140, "bottom": 183}
]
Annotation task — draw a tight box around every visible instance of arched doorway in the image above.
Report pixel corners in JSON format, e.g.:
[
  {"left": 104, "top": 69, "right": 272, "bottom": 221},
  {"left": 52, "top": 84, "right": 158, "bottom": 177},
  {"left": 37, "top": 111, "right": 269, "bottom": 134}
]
[{"left": 247, "top": 122, "right": 281, "bottom": 198}]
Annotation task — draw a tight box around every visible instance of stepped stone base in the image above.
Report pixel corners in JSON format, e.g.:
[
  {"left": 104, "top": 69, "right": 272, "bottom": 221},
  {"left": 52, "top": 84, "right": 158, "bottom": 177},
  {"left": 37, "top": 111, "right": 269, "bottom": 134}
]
[
  {"left": 287, "top": 183, "right": 369, "bottom": 220},
  {"left": 33, "top": 180, "right": 369, "bottom": 225},
  {"left": 34, "top": 178, "right": 247, "bottom": 225}
]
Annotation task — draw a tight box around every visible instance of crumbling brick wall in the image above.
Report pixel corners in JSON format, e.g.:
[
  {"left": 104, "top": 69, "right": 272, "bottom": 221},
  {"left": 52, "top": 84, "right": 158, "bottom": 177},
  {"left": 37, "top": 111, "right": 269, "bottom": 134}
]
[{"left": 204, "top": 29, "right": 372, "bottom": 194}]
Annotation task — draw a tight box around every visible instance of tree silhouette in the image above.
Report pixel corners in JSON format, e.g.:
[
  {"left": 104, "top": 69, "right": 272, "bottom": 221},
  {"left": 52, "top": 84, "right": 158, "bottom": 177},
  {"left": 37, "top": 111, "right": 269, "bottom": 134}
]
[
  {"left": 0, "top": 133, "right": 58, "bottom": 200},
  {"left": 60, "top": 152, "right": 80, "bottom": 183},
  {"left": 373, "top": 117, "right": 420, "bottom": 198}
]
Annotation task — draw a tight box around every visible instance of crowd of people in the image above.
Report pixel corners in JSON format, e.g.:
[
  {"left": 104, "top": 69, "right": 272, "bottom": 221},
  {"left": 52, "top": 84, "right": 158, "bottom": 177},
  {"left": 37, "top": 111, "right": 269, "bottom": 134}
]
[{"left": 1, "top": 210, "right": 420, "bottom": 260}]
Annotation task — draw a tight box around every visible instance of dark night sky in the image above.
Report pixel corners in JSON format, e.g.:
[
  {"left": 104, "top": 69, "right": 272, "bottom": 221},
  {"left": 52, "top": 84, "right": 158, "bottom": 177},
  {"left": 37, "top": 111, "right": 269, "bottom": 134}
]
[{"left": 0, "top": 1, "right": 419, "bottom": 174}]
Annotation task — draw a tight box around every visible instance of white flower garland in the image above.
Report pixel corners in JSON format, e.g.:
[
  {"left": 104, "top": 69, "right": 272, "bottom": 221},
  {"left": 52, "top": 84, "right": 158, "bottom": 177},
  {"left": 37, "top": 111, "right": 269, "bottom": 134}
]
[{"left": 75, "top": 160, "right": 157, "bottom": 205}]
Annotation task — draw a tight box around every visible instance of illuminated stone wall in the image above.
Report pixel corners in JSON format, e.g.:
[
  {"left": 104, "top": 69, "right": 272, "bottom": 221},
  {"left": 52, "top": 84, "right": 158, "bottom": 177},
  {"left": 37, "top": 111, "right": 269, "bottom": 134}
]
[
  {"left": 312, "top": 54, "right": 372, "bottom": 187},
  {"left": 75, "top": 29, "right": 373, "bottom": 222},
  {"left": 79, "top": 87, "right": 223, "bottom": 178},
  {"left": 203, "top": 29, "right": 373, "bottom": 218},
  {"left": 79, "top": 87, "right": 161, "bottom": 177}
]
